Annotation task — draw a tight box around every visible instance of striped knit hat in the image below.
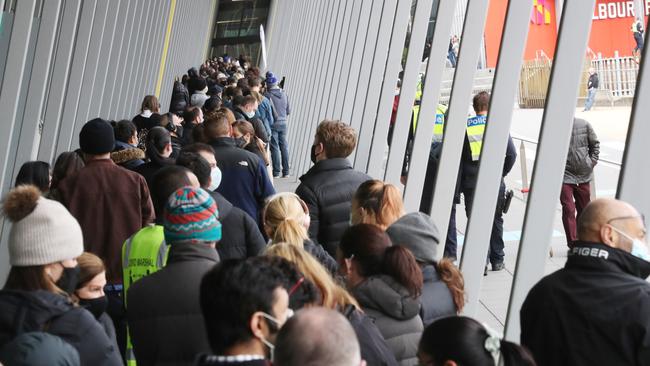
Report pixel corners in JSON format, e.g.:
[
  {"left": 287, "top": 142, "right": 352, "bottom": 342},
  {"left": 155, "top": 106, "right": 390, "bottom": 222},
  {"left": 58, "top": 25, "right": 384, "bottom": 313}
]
[{"left": 163, "top": 187, "right": 222, "bottom": 243}]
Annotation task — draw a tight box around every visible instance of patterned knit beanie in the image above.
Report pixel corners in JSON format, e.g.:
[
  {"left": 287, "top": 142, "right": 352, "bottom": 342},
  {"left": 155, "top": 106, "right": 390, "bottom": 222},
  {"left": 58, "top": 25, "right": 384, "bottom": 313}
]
[{"left": 163, "top": 187, "right": 221, "bottom": 243}]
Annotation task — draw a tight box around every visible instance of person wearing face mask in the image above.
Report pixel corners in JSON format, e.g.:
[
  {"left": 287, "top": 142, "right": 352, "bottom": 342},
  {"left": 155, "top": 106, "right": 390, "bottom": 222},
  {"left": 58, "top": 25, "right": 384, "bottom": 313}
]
[
  {"left": 128, "top": 187, "right": 222, "bottom": 366},
  {"left": 74, "top": 252, "right": 118, "bottom": 349},
  {"left": 296, "top": 120, "right": 371, "bottom": 257},
  {"left": 197, "top": 258, "right": 292, "bottom": 366},
  {"left": 0, "top": 185, "right": 122, "bottom": 366},
  {"left": 121, "top": 166, "right": 200, "bottom": 365},
  {"left": 233, "top": 120, "right": 270, "bottom": 166},
  {"left": 176, "top": 147, "right": 266, "bottom": 260},
  {"left": 521, "top": 198, "right": 650, "bottom": 366},
  {"left": 203, "top": 113, "right": 275, "bottom": 229},
  {"left": 232, "top": 95, "right": 270, "bottom": 144}
]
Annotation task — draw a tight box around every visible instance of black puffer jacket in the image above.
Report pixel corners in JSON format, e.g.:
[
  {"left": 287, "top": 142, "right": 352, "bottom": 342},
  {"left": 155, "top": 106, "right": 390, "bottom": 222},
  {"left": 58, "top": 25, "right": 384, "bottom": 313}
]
[
  {"left": 351, "top": 275, "right": 423, "bottom": 366},
  {"left": 342, "top": 305, "right": 399, "bottom": 366},
  {"left": 209, "top": 191, "right": 266, "bottom": 260},
  {"left": 170, "top": 80, "right": 189, "bottom": 113},
  {"left": 127, "top": 243, "right": 219, "bottom": 366},
  {"left": 521, "top": 242, "right": 650, "bottom": 366},
  {"left": 296, "top": 158, "right": 371, "bottom": 256},
  {"left": 564, "top": 118, "right": 599, "bottom": 185},
  {"left": 303, "top": 238, "right": 338, "bottom": 274},
  {"left": 0, "top": 290, "right": 122, "bottom": 366}
]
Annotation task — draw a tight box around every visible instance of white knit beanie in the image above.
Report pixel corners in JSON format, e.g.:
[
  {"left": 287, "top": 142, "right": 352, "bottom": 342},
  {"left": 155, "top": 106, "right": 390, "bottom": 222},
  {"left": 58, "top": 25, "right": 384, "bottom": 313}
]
[{"left": 3, "top": 185, "right": 83, "bottom": 266}]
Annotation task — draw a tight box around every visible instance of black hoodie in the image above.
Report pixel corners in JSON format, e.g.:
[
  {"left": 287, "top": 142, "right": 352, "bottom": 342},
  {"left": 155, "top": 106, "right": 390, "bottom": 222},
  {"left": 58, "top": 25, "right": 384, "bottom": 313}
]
[
  {"left": 0, "top": 290, "right": 122, "bottom": 366},
  {"left": 521, "top": 242, "right": 650, "bottom": 366}
]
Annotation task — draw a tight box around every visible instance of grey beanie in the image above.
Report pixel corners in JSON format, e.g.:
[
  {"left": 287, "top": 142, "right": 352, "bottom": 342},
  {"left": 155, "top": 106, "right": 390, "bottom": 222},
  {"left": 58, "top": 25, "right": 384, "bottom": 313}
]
[
  {"left": 386, "top": 212, "right": 440, "bottom": 263},
  {"left": 3, "top": 185, "right": 83, "bottom": 266}
]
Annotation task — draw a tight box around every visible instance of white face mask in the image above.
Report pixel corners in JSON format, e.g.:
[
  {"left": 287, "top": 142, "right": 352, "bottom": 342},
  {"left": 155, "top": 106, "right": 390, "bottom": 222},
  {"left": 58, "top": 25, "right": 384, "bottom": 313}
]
[
  {"left": 612, "top": 226, "right": 650, "bottom": 261},
  {"left": 208, "top": 167, "right": 222, "bottom": 191},
  {"left": 244, "top": 110, "right": 256, "bottom": 119}
]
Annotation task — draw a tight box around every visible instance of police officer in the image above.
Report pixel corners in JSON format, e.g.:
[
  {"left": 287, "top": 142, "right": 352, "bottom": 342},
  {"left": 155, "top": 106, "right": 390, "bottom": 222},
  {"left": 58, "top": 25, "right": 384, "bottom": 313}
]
[{"left": 460, "top": 92, "right": 517, "bottom": 273}]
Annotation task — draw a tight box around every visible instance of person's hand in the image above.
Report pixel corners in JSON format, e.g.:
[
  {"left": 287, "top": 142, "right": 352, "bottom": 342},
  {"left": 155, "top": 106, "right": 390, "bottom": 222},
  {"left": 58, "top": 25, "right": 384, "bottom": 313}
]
[{"left": 400, "top": 175, "right": 407, "bottom": 185}]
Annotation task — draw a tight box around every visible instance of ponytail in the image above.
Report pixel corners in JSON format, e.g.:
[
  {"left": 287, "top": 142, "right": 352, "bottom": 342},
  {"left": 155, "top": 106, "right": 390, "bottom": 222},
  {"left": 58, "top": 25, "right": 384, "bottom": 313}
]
[
  {"left": 382, "top": 246, "right": 423, "bottom": 298},
  {"left": 146, "top": 127, "right": 174, "bottom": 165},
  {"left": 271, "top": 218, "right": 307, "bottom": 248},
  {"left": 435, "top": 258, "right": 465, "bottom": 313},
  {"left": 499, "top": 340, "right": 537, "bottom": 366},
  {"left": 353, "top": 180, "right": 404, "bottom": 229}
]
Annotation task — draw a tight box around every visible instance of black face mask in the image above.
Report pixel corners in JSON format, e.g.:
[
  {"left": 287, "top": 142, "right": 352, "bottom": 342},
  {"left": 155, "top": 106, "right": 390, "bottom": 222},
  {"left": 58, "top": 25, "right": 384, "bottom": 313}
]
[
  {"left": 310, "top": 145, "right": 319, "bottom": 164},
  {"left": 56, "top": 265, "right": 80, "bottom": 295},
  {"left": 176, "top": 125, "right": 184, "bottom": 138},
  {"left": 79, "top": 296, "right": 108, "bottom": 319}
]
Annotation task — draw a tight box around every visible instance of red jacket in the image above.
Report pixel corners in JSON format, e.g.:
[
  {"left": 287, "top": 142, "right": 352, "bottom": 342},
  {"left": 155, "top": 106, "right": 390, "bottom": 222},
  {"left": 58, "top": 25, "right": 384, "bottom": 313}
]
[{"left": 59, "top": 159, "right": 155, "bottom": 283}]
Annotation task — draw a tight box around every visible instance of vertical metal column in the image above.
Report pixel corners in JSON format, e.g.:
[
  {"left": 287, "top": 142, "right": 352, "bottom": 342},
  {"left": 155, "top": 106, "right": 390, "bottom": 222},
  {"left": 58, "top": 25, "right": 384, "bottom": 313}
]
[
  {"left": 107, "top": 0, "right": 137, "bottom": 118},
  {"left": 100, "top": 0, "right": 127, "bottom": 118},
  {"left": 347, "top": 0, "right": 386, "bottom": 140},
  {"left": 331, "top": 0, "right": 364, "bottom": 119},
  {"left": 37, "top": 0, "right": 82, "bottom": 163},
  {"left": 401, "top": 0, "right": 457, "bottom": 210},
  {"left": 383, "top": 0, "right": 435, "bottom": 185},
  {"left": 89, "top": 0, "right": 120, "bottom": 119},
  {"left": 504, "top": 0, "right": 597, "bottom": 341},
  {"left": 71, "top": 0, "right": 110, "bottom": 147},
  {"left": 11, "top": 0, "right": 62, "bottom": 171},
  {"left": 617, "top": 24, "right": 650, "bottom": 218},
  {"left": 0, "top": 0, "right": 37, "bottom": 191},
  {"left": 294, "top": 0, "right": 340, "bottom": 179},
  {"left": 428, "top": 0, "right": 490, "bottom": 251},
  {"left": 459, "top": 0, "right": 533, "bottom": 317},
  {"left": 324, "top": 0, "right": 355, "bottom": 118},
  {"left": 353, "top": 0, "right": 398, "bottom": 172},
  {"left": 365, "top": 0, "right": 414, "bottom": 178},
  {"left": 55, "top": 0, "right": 98, "bottom": 156}
]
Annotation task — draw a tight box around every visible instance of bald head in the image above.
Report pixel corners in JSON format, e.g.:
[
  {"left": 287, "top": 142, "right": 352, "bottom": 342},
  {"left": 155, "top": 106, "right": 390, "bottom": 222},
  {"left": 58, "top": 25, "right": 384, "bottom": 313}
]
[
  {"left": 578, "top": 198, "right": 645, "bottom": 252},
  {"left": 274, "top": 307, "right": 362, "bottom": 366}
]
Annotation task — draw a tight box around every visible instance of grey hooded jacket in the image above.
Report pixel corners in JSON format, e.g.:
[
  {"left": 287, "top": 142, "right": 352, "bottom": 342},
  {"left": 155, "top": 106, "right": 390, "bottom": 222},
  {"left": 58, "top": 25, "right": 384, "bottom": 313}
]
[
  {"left": 564, "top": 118, "right": 599, "bottom": 185},
  {"left": 351, "top": 275, "right": 423, "bottom": 366}
]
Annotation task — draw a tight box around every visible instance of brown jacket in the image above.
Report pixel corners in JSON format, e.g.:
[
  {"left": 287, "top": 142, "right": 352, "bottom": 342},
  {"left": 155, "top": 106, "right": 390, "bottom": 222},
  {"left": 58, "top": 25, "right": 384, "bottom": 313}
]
[{"left": 59, "top": 159, "right": 155, "bottom": 283}]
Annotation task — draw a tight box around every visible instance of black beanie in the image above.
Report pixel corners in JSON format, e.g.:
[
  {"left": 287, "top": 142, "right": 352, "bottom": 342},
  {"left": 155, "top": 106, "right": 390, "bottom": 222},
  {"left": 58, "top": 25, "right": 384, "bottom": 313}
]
[{"left": 79, "top": 118, "right": 115, "bottom": 155}]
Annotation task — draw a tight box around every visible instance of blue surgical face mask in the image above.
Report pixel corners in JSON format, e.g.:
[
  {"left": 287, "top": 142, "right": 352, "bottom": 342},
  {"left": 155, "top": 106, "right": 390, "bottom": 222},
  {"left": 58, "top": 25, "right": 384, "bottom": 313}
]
[
  {"left": 612, "top": 226, "right": 650, "bottom": 261},
  {"left": 208, "top": 167, "right": 222, "bottom": 191}
]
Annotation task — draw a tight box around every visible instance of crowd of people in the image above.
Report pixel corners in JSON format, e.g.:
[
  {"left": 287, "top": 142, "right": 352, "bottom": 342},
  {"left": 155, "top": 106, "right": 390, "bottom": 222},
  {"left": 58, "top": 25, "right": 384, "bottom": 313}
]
[{"left": 0, "top": 54, "right": 649, "bottom": 366}]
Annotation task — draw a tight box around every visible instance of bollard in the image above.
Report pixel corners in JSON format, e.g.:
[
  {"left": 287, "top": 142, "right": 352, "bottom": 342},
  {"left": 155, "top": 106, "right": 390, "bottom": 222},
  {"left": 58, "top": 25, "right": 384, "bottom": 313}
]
[{"left": 519, "top": 140, "right": 529, "bottom": 200}]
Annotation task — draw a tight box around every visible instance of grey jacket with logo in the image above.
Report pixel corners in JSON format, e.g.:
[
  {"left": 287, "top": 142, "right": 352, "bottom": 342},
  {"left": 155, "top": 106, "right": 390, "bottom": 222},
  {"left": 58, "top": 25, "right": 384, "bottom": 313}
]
[{"left": 564, "top": 118, "right": 599, "bottom": 185}]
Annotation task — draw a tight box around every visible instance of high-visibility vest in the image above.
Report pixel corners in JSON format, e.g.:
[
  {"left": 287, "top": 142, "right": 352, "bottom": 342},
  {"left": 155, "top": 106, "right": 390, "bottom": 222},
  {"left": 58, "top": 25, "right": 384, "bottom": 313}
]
[
  {"left": 412, "top": 104, "right": 447, "bottom": 142},
  {"left": 121, "top": 225, "right": 169, "bottom": 366},
  {"left": 466, "top": 115, "right": 487, "bottom": 161}
]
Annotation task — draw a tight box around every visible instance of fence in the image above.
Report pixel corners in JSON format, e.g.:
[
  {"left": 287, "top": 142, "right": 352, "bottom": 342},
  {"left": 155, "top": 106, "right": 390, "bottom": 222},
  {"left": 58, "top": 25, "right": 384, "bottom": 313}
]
[
  {"left": 519, "top": 53, "right": 639, "bottom": 107},
  {"left": 518, "top": 58, "right": 552, "bottom": 108},
  {"left": 592, "top": 53, "right": 639, "bottom": 97}
]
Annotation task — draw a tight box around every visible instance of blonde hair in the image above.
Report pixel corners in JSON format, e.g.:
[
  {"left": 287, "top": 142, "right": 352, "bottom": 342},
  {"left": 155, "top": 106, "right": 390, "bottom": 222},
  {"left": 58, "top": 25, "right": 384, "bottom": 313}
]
[
  {"left": 352, "top": 179, "right": 405, "bottom": 230},
  {"left": 263, "top": 193, "right": 309, "bottom": 248},
  {"left": 250, "top": 90, "right": 264, "bottom": 104},
  {"left": 265, "top": 243, "right": 360, "bottom": 310}
]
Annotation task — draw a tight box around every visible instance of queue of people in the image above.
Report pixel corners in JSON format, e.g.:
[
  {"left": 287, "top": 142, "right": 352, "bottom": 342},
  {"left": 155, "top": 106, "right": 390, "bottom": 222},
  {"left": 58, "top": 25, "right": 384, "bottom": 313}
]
[{"left": 0, "top": 53, "right": 648, "bottom": 366}]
